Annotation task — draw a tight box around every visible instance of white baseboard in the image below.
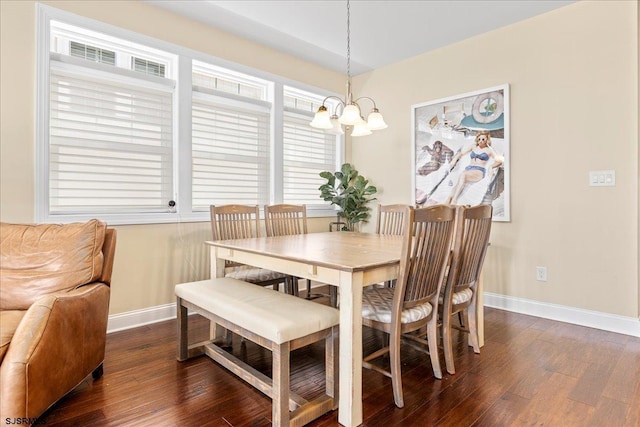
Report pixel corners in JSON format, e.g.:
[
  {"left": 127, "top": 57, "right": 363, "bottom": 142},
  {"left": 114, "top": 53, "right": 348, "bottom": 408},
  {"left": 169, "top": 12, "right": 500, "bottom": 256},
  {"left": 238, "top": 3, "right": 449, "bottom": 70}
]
[
  {"left": 107, "top": 303, "right": 176, "bottom": 333},
  {"left": 484, "top": 292, "right": 640, "bottom": 338},
  {"left": 107, "top": 292, "right": 640, "bottom": 338}
]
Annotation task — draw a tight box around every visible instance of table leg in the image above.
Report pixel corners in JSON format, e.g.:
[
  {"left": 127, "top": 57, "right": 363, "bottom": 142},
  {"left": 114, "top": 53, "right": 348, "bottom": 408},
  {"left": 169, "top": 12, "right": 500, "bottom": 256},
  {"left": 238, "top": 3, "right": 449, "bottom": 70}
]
[{"left": 338, "top": 271, "right": 364, "bottom": 427}]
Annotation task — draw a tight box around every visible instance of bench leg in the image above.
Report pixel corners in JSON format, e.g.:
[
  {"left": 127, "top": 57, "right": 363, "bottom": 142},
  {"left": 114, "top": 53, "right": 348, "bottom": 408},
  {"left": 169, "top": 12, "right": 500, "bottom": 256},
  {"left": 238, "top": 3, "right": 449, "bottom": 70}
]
[
  {"left": 177, "top": 297, "right": 189, "bottom": 361},
  {"left": 326, "top": 325, "right": 339, "bottom": 408},
  {"left": 272, "top": 341, "right": 290, "bottom": 427}
]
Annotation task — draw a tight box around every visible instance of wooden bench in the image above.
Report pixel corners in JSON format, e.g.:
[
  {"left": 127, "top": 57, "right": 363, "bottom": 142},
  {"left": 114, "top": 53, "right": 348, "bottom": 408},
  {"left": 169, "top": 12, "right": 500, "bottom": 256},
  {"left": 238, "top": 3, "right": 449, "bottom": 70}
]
[{"left": 175, "top": 278, "right": 339, "bottom": 427}]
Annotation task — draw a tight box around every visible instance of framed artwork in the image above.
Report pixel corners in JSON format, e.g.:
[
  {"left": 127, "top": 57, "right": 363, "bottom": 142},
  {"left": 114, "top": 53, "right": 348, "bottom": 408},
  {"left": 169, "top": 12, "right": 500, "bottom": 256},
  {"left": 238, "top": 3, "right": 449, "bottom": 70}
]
[{"left": 412, "top": 84, "right": 510, "bottom": 221}]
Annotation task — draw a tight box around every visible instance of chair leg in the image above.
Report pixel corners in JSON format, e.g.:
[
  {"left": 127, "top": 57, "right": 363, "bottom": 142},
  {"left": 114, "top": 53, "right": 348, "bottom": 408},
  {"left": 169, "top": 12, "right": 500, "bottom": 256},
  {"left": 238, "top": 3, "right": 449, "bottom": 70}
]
[
  {"left": 284, "top": 276, "right": 298, "bottom": 296},
  {"left": 305, "top": 279, "right": 313, "bottom": 299},
  {"left": 329, "top": 286, "right": 338, "bottom": 308},
  {"left": 467, "top": 297, "right": 480, "bottom": 354},
  {"left": 291, "top": 277, "right": 299, "bottom": 296},
  {"left": 389, "top": 330, "right": 404, "bottom": 408},
  {"left": 443, "top": 309, "right": 455, "bottom": 375},
  {"left": 427, "top": 316, "right": 443, "bottom": 379}
]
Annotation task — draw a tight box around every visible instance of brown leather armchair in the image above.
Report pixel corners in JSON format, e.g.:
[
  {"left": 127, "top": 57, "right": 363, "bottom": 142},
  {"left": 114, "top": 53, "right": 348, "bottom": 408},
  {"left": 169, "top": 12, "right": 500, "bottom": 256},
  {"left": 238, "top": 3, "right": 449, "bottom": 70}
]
[{"left": 0, "top": 219, "right": 116, "bottom": 421}]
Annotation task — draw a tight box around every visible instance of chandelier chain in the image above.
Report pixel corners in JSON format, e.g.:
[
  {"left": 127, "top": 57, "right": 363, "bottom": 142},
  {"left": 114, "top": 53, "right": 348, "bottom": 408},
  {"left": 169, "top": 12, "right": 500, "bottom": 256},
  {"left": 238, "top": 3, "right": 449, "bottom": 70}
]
[{"left": 346, "top": 0, "right": 351, "bottom": 81}]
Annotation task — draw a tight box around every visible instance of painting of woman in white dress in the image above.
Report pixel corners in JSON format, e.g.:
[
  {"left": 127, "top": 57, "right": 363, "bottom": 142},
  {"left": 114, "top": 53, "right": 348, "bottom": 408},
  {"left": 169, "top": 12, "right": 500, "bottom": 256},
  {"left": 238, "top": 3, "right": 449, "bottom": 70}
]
[{"left": 412, "top": 85, "right": 510, "bottom": 221}]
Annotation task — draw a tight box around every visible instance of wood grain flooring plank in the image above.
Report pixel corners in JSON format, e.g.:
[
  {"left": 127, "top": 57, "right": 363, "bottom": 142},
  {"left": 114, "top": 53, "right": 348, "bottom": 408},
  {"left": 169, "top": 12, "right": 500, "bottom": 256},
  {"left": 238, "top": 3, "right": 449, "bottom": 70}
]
[
  {"left": 509, "top": 371, "right": 578, "bottom": 427},
  {"left": 471, "top": 391, "right": 531, "bottom": 427},
  {"left": 568, "top": 361, "right": 616, "bottom": 407},
  {"left": 602, "top": 337, "right": 640, "bottom": 404},
  {"left": 586, "top": 396, "right": 629, "bottom": 427}
]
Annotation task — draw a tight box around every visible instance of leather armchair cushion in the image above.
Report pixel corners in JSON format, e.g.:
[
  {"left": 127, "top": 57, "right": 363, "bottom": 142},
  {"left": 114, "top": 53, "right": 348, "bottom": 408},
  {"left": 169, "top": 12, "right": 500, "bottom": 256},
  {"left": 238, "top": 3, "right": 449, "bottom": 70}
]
[
  {"left": 0, "top": 220, "right": 106, "bottom": 310},
  {"left": 0, "top": 311, "right": 25, "bottom": 364}
]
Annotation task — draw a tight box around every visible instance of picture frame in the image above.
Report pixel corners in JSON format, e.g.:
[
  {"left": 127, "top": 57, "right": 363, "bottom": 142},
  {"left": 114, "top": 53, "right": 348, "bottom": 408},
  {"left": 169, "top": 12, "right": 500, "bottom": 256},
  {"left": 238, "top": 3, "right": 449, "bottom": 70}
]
[{"left": 411, "top": 84, "right": 510, "bottom": 221}]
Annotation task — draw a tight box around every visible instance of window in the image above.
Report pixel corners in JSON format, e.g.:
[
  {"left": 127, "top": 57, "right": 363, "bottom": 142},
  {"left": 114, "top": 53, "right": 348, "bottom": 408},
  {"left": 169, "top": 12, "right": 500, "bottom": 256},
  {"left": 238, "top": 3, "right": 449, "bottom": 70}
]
[
  {"left": 46, "top": 20, "right": 176, "bottom": 218},
  {"left": 191, "top": 62, "right": 271, "bottom": 209},
  {"left": 37, "top": 5, "right": 342, "bottom": 224},
  {"left": 282, "top": 87, "right": 337, "bottom": 205},
  {"left": 132, "top": 57, "right": 166, "bottom": 77},
  {"left": 69, "top": 41, "right": 115, "bottom": 65}
]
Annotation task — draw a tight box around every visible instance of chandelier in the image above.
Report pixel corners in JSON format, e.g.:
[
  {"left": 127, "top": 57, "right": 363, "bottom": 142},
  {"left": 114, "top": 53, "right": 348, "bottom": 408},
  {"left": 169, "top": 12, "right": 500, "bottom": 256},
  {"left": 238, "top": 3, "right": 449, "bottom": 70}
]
[{"left": 309, "top": 0, "right": 388, "bottom": 137}]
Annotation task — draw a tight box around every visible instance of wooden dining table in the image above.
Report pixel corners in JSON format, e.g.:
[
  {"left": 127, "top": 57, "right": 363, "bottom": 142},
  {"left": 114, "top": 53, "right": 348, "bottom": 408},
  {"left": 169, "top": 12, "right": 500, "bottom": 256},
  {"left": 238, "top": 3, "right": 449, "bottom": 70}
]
[{"left": 206, "top": 231, "right": 485, "bottom": 427}]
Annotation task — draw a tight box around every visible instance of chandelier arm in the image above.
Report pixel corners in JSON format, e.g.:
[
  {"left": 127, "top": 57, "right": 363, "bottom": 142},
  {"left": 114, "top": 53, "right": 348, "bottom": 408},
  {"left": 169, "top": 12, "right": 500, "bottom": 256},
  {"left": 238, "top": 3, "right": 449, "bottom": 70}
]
[
  {"left": 322, "top": 95, "right": 346, "bottom": 107},
  {"left": 321, "top": 95, "right": 346, "bottom": 116},
  {"left": 352, "top": 96, "right": 378, "bottom": 111}
]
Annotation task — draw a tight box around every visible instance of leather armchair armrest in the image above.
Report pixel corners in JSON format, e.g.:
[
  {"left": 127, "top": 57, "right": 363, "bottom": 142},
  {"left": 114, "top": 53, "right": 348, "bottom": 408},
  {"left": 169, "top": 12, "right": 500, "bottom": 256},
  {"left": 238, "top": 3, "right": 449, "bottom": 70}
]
[{"left": 0, "top": 283, "right": 110, "bottom": 420}]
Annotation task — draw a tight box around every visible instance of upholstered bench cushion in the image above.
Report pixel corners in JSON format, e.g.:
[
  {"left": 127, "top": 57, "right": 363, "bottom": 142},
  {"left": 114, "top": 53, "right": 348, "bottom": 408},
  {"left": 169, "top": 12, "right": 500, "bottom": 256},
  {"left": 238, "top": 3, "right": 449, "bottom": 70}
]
[{"left": 175, "top": 279, "right": 339, "bottom": 344}]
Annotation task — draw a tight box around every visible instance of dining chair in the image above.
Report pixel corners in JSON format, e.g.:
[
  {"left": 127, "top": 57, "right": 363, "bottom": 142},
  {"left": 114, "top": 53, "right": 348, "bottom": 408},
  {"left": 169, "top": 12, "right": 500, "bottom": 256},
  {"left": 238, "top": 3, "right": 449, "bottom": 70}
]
[
  {"left": 210, "top": 204, "right": 289, "bottom": 291},
  {"left": 361, "top": 204, "right": 456, "bottom": 408},
  {"left": 376, "top": 204, "right": 409, "bottom": 287},
  {"left": 440, "top": 204, "right": 492, "bottom": 375},
  {"left": 376, "top": 203, "right": 408, "bottom": 235},
  {"left": 264, "top": 203, "right": 308, "bottom": 239},
  {"left": 264, "top": 204, "right": 337, "bottom": 305}
]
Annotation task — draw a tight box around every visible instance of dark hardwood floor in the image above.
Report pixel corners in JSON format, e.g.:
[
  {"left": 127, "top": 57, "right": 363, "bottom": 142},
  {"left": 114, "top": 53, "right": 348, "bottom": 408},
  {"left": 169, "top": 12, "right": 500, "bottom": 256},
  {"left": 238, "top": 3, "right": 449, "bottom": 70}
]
[{"left": 38, "top": 288, "right": 640, "bottom": 426}]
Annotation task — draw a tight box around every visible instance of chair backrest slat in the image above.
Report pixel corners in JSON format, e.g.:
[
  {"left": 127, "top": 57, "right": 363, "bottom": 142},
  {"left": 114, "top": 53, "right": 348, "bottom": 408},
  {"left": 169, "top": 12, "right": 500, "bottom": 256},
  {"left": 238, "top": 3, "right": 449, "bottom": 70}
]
[
  {"left": 264, "top": 204, "right": 307, "bottom": 237},
  {"left": 395, "top": 205, "right": 456, "bottom": 310},
  {"left": 210, "top": 205, "right": 261, "bottom": 241},
  {"left": 210, "top": 205, "right": 261, "bottom": 267},
  {"left": 376, "top": 204, "right": 409, "bottom": 236},
  {"left": 452, "top": 205, "right": 492, "bottom": 293}
]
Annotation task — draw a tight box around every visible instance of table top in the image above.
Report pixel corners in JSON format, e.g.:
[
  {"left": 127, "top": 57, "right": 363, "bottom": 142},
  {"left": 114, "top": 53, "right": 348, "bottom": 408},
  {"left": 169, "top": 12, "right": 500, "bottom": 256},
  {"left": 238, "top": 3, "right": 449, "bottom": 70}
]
[{"left": 206, "top": 231, "right": 403, "bottom": 273}]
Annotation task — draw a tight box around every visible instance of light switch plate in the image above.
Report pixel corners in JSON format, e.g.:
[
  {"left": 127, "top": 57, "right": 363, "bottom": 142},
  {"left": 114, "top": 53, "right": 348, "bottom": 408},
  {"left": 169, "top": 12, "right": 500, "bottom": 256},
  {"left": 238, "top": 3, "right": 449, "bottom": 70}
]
[{"left": 589, "top": 170, "right": 615, "bottom": 187}]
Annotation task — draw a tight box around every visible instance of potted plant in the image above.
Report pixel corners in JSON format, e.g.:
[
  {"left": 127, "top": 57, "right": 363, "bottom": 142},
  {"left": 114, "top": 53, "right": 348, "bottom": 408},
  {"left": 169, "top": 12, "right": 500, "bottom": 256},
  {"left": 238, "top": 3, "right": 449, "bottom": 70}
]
[{"left": 319, "top": 163, "right": 377, "bottom": 231}]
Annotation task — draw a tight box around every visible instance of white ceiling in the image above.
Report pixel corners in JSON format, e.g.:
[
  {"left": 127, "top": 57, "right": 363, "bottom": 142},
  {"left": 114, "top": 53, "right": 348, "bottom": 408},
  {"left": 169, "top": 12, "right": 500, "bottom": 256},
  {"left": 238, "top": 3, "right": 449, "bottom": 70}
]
[{"left": 146, "top": 0, "right": 575, "bottom": 76}]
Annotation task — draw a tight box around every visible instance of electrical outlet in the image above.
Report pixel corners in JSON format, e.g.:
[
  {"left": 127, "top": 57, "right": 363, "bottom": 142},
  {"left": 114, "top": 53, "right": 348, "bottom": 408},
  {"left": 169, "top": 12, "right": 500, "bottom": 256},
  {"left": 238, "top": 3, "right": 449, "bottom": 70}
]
[{"left": 536, "top": 266, "right": 548, "bottom": 282}]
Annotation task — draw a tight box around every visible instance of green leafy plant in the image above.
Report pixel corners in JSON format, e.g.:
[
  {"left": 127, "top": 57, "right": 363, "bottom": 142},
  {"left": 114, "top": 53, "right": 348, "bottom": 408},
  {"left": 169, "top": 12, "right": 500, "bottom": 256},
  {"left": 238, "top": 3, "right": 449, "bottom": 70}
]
[{"left": 319, "top": 163, "right": 377, "bottom": 231}]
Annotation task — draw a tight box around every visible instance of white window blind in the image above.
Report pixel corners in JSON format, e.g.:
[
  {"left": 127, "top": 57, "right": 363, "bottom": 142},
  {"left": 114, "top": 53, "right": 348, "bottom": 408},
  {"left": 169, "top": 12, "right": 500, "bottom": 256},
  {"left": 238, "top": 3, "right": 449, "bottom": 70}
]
[
  {"left": 49, "top": 58, "right": 174, "bottom": 214},
  {"left": 283, "top": 108, "right": 336, "bottom": 205},
  {"left": 192, "top": 90, "right": 270, "bottom": 209}
]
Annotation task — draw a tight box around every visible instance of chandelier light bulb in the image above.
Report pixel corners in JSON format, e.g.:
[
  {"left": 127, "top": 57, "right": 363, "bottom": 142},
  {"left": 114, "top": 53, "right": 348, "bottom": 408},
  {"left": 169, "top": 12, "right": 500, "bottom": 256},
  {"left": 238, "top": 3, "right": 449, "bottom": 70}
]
[
  {"left": 351, "top": 118, "right": 372, "bottom": 137},
  {"left": 309, "top": 105, "right": 333, "bottom": 129},
  {"left": 325, "top": 115, "right": 345, "bottom": 135},
  {"left": 366, "top": 108, "right": 388, "bottom": 130},
  {"left": 339, "top": 104, "right": 362, "bottom": 125}
]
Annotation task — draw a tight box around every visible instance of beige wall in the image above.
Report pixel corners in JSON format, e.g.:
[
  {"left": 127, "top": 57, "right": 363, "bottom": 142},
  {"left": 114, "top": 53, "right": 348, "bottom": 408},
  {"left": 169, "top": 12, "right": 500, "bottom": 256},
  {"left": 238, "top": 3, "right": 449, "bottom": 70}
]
[
  {"left": 352, "top": 0, "right": 639, "bottom": 317},
  {"left": 0, "top": 0, "right": 343, "bottom": 314},
  {"left": 1, "top": 1, "right": 638, "bottom": 320}
]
